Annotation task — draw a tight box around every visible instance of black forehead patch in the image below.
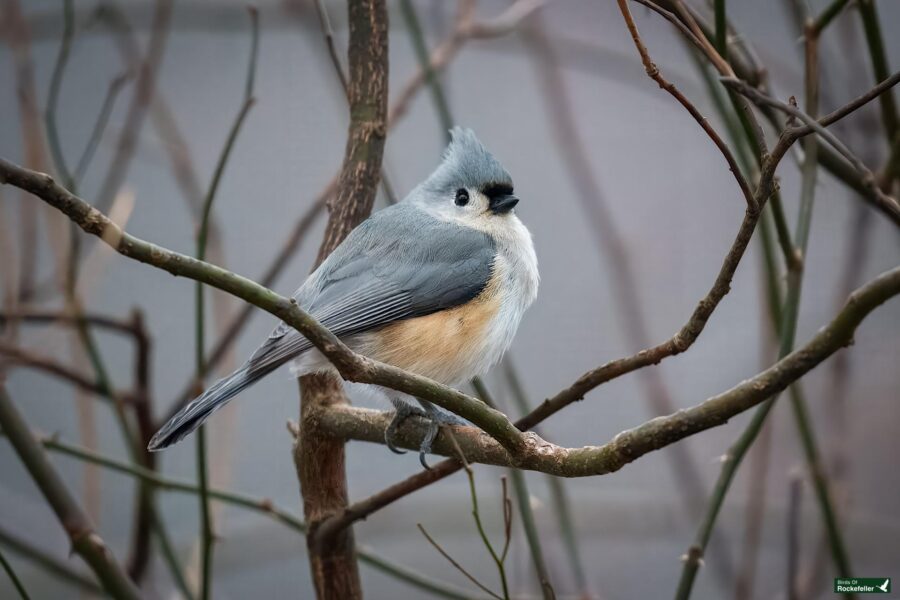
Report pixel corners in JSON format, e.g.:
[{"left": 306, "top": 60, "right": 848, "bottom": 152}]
[{"left": 481, "top": 182, "right": 514, "bottom": 199}]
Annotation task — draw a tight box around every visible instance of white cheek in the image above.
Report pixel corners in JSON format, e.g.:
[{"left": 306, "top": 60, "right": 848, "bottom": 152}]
[{"left": 472, "top": 191, "right": 489, "bottom": 213}]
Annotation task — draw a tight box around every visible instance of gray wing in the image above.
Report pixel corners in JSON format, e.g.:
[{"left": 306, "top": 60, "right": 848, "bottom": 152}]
[{"left": 245, "top": 203, "right": 496, "bottom": 372}]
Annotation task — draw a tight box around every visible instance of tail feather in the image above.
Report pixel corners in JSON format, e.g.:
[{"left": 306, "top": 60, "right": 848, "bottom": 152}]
[{"left": 149, "top": 363, "right": 266, "bottom": 451}]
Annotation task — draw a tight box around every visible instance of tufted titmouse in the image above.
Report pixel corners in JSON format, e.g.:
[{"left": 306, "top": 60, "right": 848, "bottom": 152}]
[{"left": 148, "top": 128, "right": 539, "bottom": 466}]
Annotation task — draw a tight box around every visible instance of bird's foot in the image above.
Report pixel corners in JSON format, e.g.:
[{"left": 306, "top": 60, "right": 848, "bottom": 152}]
[
  {"left": 416, "top": 400, "right": 466, "bottom": 470},
  {"left": 384, "top": 400, "right": 427, "bottom": 454}
]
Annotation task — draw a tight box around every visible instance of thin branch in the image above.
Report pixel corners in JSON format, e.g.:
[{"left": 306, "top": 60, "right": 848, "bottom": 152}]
[
  {"left": 713, "top": 0, "right": 726, "bottom": 61},
  {"left": 856, "top": 0, "right": 898, "bottom": 140},
  {"left": 417, "top": 524, "right": 503, "bottom": 600},
  {"left": 676, "top": 30, "right": 853, "bottom": 598},
  {"left": 649, "top": 0, "right": 890, "bottom": 221},
  {"left": 722, "top": 75, "right": 900, "bottom": 227},
  {"left": 94, "top": 0, "right": 173, "bottom": 213},
  {"left": 44, "top": 0, "right": 76, "bottom": 189},
  {"left": 0, "top": 385, "right": 141, "bottom": 599},
  {"left": 192, "top": 9, "right": 259, "bottom": 598},
  {"left": 399, "top": 0, "right": 453, "bottom": 135},
  {"left": 0, "top": 545, "right": 31, "bottom": 600},
  {"left": 618, "top": 0, "right": 754, "bottom": 209},
  {"left": 388, "top": 0, "right": 543, "bottom": 128},
  {"left": 810, "top": 0, "right": 851, "bottom": 37},
  {"left": 787, "top": 474, "right": 803, "bottom": 600},
  {"left": 471, "top": 382, "right": 544, "bottom": 599},
  {"left": 311, "top": 0, "right": 349, "bottom": 94},
  {"left": 0, "top": 526, "right": 101, "bottom": 594},
  {"left": 0, "top": 310, "right": 141, "bottom": 337},
  {"left": 25, "top": 432, "right": 477, "bottom": 600},
  {"left": 0, "top": 342, "right": 118, "bottom": 401},
  {"left": 503, "top": 359, "right": 589, "bottom": 596},
  {"left": 74, "top": 72, "right": 132, "bottom": 183}
]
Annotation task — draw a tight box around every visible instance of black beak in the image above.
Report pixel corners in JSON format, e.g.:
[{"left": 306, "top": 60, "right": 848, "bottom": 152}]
[{"left": 489, "top": 194, "right": 519, "bottom": 214}]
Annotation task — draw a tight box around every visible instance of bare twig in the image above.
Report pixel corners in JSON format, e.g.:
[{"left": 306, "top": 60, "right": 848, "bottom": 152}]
[
  {"left": 617, "top": 0, "right": 754, "bottom": 210},
  {"left": 787, "top": 474, "right": 803, "bottom": 600},
  {"left": 0, "top": 526, "right": 102, "bottom": 594},
  {"left": 857, "top": 0, "right": 898, "bottom": 140},
  {"left": 192, "top": 10, "right": 259, "bottom": 597},
  {"left": 722, "top": 75, "right": 900, "bottom": 227},
  {"left": 74, "top": 72, "right": 132, "bottom": 183},
  {"left": 2, "top": 433, "right": 478, "bottom": 600},
  {"left": 0, "top": 310, "right": 142, "bottom": 337},
  {"left": 417, "top": 524, "right": 504, "bottom": 600},
  {"left": 473, "top": 380, "right": 552, "bottom": 599},
  {"left": 0, "top": 342, "right": 119, "bottom": 401},
  {"left": 503, "top": 359, "right": 590, "bottom": 596},
  {"left": 677, "top": 31, "right": 853, "bottom": 597},
  {"left": 94, "top": 0, "right": 173, "bottom": 213},
  {"left": 0, "top": 545, "right": 31, "bottom": 600}
]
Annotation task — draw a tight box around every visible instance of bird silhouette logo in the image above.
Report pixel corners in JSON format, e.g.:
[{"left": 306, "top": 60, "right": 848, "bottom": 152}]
[{"left": 877, "top": 579, "right": 890, "bottom": 593}]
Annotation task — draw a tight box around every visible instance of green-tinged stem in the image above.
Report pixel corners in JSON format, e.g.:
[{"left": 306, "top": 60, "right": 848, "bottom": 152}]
[
  {"left": 0, "top": 546, "right": 31, "bottom": 600},
  {"left": 74, "top": 73, "right": 131, "bottom": 183},
  {"left": 759, "top": 206, "right": 783, "bottom": 327},
  {"left": 465, "top": 466, "right": 510, "bottom": 599},
  {"left": 43, "top": 0, "right": 160, "bottom": 582},
  {"left": 713, "top": 0, "right": 726, "bottom": 61},
  {"left": 811, "top": 0, "right": 850, "bottom": 36},
  {"left": 0, "top": 527, "right": 101, "bottom": 594},
  {"left": 151, "top": 510, "right": 195, "bottom": 600},
  {"left": 503, "top": 360, "right": 588, "bottom": 595},
  {"left": 788, "top": 28, "right": 853, "bottom": 581},
  {"left": 697, "top": 49, "right": 782, "bottom": 600},
  {"left": 194, "top": 429, "right": 212, "bottom": 600},
  {"left": 857, "top": 0, "right": 898, "bottom": 139},
  {"left": 191, "top": 11, "right": 256, "bottom": 598},
  {"left": 44, "top": 0, "right": 83, "bottom": 291},
  {"left": 399, "top": 0, "right": 453, "bottom": 138},
  {"left": 0, "top": 387, "right": 141, "bottom": 599},
  {"left": 473, "top": 378, "right": 554, "bottom": 600},
  {"left": 76, "top": 317, "right": 140, "bottom": 457},
  {"left": 726, "top": 90, "right": 796, "bottom": 270},
  {"left": 508, "top": 470, "right": 555, "bottom": 600},
  {"left": 676, "top": 28, "right": 852, "bottom": 599},
  {"left": 4, "top": 433, "right": 477, "bottom": 599},
  {"left": 45, "top": 0, "right": 75, "bottom": 190}
]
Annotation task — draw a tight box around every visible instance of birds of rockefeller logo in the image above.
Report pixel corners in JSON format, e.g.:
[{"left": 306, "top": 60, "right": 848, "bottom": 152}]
[{"left": 833, "top": 578, "right": 891, "bottom": 594}]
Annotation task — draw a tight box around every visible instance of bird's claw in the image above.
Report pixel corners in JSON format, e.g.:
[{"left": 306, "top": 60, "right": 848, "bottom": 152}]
[
  {"left": 384, "top": 401, "right": 426, "bottom": 454},
  {"left": 416, "top": 400, "right": 465, "bottom": 470}
]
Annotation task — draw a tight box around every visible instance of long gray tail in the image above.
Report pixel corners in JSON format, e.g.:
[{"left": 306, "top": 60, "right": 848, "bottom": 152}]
[{"left": 148, "top": 361, "right": 278, "bottom": 451}]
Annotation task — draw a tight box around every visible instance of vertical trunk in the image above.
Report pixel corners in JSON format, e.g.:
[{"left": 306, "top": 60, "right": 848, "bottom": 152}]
[{"left": 294, "top": 0, "right": 388, "bottom": 598}]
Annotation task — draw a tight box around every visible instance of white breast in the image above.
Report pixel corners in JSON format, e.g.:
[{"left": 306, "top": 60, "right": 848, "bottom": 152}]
[{"left": 470, "top": 213, "right": 539, "bottom": 379}]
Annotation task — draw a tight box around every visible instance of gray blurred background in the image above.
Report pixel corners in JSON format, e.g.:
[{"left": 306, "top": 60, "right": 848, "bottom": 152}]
[{"left": 1, "top": 0, "right": 899, "bottom": 598}]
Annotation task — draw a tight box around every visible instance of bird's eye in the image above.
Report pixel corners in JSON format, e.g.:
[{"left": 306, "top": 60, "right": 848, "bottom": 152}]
[{"left": 455, "top": 189, "right": 469, "bottom": 206}]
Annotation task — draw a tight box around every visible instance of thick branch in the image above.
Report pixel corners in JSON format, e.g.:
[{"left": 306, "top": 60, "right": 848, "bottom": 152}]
[
  {"left": 319, "top": 265, "right": 900, "bottom": 476},
  {"left": 295, "top": 1, "right": 387, "bottom": 598}
]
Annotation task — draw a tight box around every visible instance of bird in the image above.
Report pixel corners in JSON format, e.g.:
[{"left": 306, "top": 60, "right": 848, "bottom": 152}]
[{"left": 148, "top": 127, "right": 539, "bottom": 467}]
